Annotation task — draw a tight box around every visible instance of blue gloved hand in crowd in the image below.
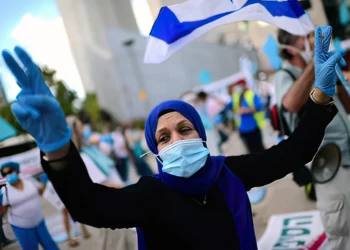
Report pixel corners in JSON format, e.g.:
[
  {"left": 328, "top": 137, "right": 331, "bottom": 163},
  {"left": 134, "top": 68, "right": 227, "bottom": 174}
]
[
  {"left": 2, "top": 46, "right": 71, "bottom": 153},
  {"left": 40, "top": 173, "right": 49, "bottom": 185},
  {"left": 100, "top": 134, "right": 114, "bottom": 145},
  {"left": 315, "top": 26, "right": 346, "bottom": 97}
]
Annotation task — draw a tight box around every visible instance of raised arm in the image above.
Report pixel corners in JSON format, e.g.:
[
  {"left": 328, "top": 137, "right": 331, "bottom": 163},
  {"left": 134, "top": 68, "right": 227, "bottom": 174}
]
[
  {"left": 282, "top": 62, "right": 315, "bottom": 113},
  {"left": 226, "top": 26, "right": 343, "bottom": 190},
  {"left": 226, "top": 97, "right": 337, "bottom": 190},
  {"left": 1, "top": 47, "right": 160, "bottom": 229},
  {"left": 42, "top": 142, "right": 159, "bottom": 229}
]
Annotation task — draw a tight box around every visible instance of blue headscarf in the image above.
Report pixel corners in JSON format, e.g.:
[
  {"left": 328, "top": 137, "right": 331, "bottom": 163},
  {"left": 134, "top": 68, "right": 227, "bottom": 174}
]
[
  {"left": 138, "top": 100, "right": 257, "bottom": 250},
  {"left": 1, "top": 162, "right": 20, "bottom": 176}
]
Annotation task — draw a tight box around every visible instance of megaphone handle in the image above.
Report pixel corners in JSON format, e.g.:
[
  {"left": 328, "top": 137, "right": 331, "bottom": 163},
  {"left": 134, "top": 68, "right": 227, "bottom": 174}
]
[{"left": 336, "top": 64, "right": 350, "bottom": 96}]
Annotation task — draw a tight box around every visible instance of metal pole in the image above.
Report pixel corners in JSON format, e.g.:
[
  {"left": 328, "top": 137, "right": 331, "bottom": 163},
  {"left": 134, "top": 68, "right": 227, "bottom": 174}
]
[{"left": 123, "top": 39, "right": 150, "bottom": 116}]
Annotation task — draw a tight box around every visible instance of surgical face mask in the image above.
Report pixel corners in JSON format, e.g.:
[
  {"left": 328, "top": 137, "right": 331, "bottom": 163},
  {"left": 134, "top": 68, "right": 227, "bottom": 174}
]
[
  {"left": 280, "top": 38, "right": 313, "bottom": 64},
  {"left": 156, "top": 138, "right": 210, "bottom": 178},
  {"left": 300, "top": 42, "right": 313, "bottom": 64},
  {"left": 6, "top": 173, "right": 19, "bottom": 184}
]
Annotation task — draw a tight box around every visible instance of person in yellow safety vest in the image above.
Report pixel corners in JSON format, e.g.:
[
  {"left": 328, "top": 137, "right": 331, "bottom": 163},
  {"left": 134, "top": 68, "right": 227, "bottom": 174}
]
[{"left": 225, "top": 84, "right": 265, "bottom": 153}]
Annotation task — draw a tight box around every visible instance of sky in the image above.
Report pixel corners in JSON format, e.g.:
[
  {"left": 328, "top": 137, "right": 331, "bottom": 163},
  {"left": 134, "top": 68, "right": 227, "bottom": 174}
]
[
  {"left": 0, "top": 0, "right": 86, "bottom": 101},
  {"left": 0, "top": 0, "right": 153, "bottom": 102}
]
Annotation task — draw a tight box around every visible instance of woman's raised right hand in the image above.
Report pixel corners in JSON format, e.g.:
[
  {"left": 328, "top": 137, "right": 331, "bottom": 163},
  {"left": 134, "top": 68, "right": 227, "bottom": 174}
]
[{"left": 2, "top": 46, "right": 71, "bottom": 153}]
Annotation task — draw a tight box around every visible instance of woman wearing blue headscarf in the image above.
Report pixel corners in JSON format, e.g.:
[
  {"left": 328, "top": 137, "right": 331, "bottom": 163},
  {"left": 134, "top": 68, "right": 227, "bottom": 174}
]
[{"left": 1, "top": 27, "right": 343, "bottom": 250}]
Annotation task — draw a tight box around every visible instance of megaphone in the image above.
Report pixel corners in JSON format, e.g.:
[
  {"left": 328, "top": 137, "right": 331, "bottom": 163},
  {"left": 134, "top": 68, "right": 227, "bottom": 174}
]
[{"left": 311, "top": 143, "right": 341, "bottom": 184}]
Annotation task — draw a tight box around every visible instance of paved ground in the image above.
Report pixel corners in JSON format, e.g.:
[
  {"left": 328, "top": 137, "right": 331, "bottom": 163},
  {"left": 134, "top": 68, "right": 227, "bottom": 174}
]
[{"left": 3, "top": 126, "right": 317, "bottom": 249}]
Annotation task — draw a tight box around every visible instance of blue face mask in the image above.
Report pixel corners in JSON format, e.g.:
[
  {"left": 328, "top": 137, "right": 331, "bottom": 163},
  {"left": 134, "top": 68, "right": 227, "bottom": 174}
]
[
  {"left": 157, "top": 139, "right": 210, "bottom": 178},
  {"left": 6, "top": 173, "right": 19, "bottom": 184},
  {"left": 83, "top": 126, "right": 92, "bottom": 143}
]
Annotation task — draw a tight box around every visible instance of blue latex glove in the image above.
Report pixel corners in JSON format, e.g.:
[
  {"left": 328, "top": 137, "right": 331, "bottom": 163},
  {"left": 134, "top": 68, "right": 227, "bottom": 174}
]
[
  {"left": 40, "top": 173, "right": 49, "bottom": 185},
  {"left": 314, "top": 26, "right": 345, "bottom": 97},
  {"left": 100, "top": 134, "right": 114, "bottom": 145},
  {"left": 2, "top": 46, "right": 71, "bottom": 153}
]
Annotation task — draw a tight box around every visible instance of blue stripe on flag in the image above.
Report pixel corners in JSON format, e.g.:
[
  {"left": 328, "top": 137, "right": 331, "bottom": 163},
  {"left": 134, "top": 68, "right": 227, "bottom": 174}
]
[
  {"left": 150, "top": 0, "right": 306, "bottom": 45},
  {"left": 151, "top": 7, "right": 232, "bottom": 44}
]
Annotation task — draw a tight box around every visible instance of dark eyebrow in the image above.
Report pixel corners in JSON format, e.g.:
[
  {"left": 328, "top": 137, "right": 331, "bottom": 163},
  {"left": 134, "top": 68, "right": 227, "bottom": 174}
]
[
  {"left": 155, "top": 127, "right": 168, "bottom": 137},
  {"left": 155, "top": 119, "right": 192, "bottom": 137},
  {"left": 177, "top": 120, "right": 193, "bottom": 127}
]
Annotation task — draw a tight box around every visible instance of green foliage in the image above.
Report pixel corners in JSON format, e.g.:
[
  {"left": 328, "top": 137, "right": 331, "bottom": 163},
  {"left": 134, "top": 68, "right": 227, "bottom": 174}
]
[
  {"left": 134, "top": 119, "right": 146, "bottom": 130},
  {"left": 0, "top": 65, "right": 78, "bottom": 135},
  {"left": 82, "top": 93, "right": 100, "bottom": 123},
  {"left": 0, "top": 102, "right": 25, "bottom": 134},
  {"left": 55, "top": 80, "right": 77, "bottom": 116},
  {"left": 41, "top": 66, "right": 78, "bottom": 116}
]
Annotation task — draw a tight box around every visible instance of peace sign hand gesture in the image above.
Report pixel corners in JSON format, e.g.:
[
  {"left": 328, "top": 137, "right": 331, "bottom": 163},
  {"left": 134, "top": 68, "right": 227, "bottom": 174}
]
[
  {"left": 2, "top": 46, "right": 71, "bottom": 153},
  {"left": 314, "top": 26, "right": 345, "bottom": 97}
]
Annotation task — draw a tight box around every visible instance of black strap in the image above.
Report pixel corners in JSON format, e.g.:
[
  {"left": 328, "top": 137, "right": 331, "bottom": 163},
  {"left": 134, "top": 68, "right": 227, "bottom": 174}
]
[
  {"left": 280, "top": 68, "right": 297, "bottom": 81},
  {"left": 277, "top": 69, "right": 298, "bottom": 136},
  {"left": 4, "top": 186, "right": 10, "bottom": 208},
  {"left": 239, "top": 91, "right": 245, "bottom": 106}
]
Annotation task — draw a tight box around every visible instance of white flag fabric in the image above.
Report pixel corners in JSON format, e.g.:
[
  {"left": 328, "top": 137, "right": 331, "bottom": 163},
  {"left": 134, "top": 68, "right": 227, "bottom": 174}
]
[{"left": 144, "top": 0, "right": 314, "bottom": 64}]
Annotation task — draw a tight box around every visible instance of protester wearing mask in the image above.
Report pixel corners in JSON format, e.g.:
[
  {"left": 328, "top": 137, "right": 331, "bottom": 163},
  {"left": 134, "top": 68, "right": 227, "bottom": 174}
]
[
  {"left": 124, "top": 124, "right": 154, "bottom": 177},
  {"left": 67, "top": 116, "right": 136, "bottom": 250},
  {"left": 1, "top": 26, "right": 342, "bottom": 250},
  {"left": 275, "top": 28, "right": 350, "bottom": 249},
  {"left": 66, "top": 116, "right": 124, "bottom": 188},
  {"left": 0, "top": 162, "right": 59, "bottom": 250},
  {"left": 111, "top": 127, "right": 131, "bottom": 183},
  {"left": 225, "top": 82, "right": 265, "bottom": 153},
  {"left": 195, "top": 91, "right": 221, "bottom": 155},
  {"left": 274, "top": 30, "right": 315, "bottom": 132}
]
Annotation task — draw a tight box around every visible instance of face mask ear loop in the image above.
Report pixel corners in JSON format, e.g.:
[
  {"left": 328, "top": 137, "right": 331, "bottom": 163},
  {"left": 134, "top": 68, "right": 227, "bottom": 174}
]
[
  {"left": 155, "top": 155, "right": 163, "bottom": 164},
  {"left": 140, "top": 151, "right": 163, "bottom": 164},
  {"left": 140, "top": 151, "right": 151, "bottom": 158},
  {"left": 304, "top": 36, "right": 311, "bottom": 52}
]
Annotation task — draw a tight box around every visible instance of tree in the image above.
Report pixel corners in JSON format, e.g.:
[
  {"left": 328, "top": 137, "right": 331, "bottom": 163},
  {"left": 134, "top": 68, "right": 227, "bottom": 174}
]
[
  {"left": 41, "top": 66, "right": 78, "bottom": 116},
  {"left": 0, "top": 102, "right": 24, "bottom": 134},
  {"left": 0, "top": 65, "right": 78, "bottom": 134},
  {"left": 82, "top": 93, "right": 100, "bottom": 123}
]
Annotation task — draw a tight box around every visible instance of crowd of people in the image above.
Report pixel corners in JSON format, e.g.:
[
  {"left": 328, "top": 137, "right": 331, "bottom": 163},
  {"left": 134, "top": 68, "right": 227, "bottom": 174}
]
[
  {"left": 0, "top": 111, "right": 155, "bottom": 249},
  {"left": 0, "top": 7, "right": 350, "bottom": 249}
]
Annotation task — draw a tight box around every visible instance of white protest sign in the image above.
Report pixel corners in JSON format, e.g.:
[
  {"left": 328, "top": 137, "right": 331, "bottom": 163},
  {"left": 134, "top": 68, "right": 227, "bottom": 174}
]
[
  {"left": 43, "top": 181, "right": 65, "bottom": 211},
  {"left": 0, "top": 148, "right": 43, "bottom": 184},
  {"left": 193, "top": 72, "right": 246, "bottom": 93},
  {"left": 258, "top": 210, "right": 325, "bottom": 250}
]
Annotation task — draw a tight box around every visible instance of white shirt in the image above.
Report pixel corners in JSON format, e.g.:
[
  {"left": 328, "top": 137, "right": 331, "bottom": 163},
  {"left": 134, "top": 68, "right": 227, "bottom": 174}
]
[
  {"left": 111, "top": 130, "right": 128, "bottom": 158},
  {"left": 99, "top": 142, "right": 113, "bottom": 156},
  {"left": 2, "top": 179, "right": 44, "bottom": 228}
]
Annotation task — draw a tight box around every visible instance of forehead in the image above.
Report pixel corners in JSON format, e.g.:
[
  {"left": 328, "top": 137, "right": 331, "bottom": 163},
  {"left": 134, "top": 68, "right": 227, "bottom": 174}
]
[
  {"left": 156, "top": 112, "right": 192, "bottom": 132},
  {"left": 2, "top": 167, "right": 12, "bottom": 174}
]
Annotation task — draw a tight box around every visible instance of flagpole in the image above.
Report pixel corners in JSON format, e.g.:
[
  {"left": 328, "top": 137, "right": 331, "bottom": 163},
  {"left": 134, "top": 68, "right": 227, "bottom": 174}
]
[{"left": 123, "top": 39, "right": 150, "bottom": 117}]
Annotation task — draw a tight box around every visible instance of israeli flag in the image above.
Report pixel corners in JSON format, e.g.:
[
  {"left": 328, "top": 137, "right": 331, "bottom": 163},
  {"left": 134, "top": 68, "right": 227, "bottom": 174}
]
[{"left": 144, "top": 0, "right": 314, "bottom": 64}]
